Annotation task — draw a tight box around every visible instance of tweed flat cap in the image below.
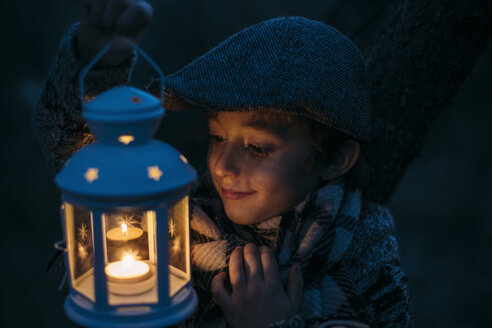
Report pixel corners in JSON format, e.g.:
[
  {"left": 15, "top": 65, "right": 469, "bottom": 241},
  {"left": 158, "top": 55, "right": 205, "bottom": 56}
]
[{"left": 150, "top": 16, "right": 371, "bottom": 141}]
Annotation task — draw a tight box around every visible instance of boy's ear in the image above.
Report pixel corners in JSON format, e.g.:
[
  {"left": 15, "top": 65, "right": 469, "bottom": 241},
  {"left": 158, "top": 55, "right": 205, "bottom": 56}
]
[{"left": 320, "top": 140, "right": 360, "bottom": 181}]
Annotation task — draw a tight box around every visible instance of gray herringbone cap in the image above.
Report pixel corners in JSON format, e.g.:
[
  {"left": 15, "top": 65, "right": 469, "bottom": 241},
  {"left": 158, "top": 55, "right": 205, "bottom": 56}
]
[{"left": 151, "top": 16, "right": 371, "bottom": 141}]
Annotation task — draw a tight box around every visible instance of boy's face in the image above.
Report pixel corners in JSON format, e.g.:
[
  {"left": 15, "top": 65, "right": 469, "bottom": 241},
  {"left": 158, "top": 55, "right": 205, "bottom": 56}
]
[{"left": 207, "top": 111, "right": 325, "bottom": 225}]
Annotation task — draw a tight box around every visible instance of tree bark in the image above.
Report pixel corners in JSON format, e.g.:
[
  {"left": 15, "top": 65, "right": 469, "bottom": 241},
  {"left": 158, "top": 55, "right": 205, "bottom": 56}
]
[{"left": 364, "top": 0, "right": 492, "bottom": 204}]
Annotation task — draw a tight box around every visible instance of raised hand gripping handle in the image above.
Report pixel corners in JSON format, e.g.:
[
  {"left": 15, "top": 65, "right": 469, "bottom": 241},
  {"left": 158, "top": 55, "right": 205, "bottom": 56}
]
[{"left": 79, "top": 44, "right": 165, "bottom": 107}]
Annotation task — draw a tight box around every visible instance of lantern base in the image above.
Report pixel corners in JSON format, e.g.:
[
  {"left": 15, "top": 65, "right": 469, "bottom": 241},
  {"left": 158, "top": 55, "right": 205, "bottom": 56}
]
[{"left": 64, "top": 287, "right": 197, "bottom": 328}]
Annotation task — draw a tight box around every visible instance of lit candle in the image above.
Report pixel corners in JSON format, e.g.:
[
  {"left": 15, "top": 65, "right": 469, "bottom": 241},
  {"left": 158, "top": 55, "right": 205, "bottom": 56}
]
[
  {"left": 105, "top": 255, "right": 150, "bottom": 281},
  {"left": 105, "top": 253, "right": 154, "bottom": 295},
  {"left": 107, "top": 223, "right": 143, "bottom": 241}
]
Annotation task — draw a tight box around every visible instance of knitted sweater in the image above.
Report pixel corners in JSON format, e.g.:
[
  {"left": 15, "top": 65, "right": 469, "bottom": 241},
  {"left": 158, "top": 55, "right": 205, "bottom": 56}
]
[{"left": 32, "top": 25, "right": 412, "bottom": 327}]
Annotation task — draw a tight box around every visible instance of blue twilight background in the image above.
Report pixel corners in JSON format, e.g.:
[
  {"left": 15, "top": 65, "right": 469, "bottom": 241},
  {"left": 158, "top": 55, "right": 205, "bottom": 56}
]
[{"left": 0, "top": 0, "right": 490, "bottom": 327}]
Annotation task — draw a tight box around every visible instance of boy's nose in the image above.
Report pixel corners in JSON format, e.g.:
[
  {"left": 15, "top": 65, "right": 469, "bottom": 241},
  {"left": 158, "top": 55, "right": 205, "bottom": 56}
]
[{"left": 213, "top": 143, "right": 241, "bottom": 179}]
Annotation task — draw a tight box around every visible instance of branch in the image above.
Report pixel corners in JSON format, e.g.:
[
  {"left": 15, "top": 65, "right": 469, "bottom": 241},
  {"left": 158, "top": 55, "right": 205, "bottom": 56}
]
[{"left": 364, "top": 0, "right": 492, "bottom": 204}]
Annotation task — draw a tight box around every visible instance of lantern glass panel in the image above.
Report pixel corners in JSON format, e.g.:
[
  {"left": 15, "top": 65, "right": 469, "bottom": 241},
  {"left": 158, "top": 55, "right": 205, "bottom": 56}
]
[
  {"left": 103, "top": 209, "right": 158, "bottom": 305},
  {"left": 167, "top": 197, "right": 190, "bottom": 297},
  {"left": 65, "top": 202, "right": 95, "bottom": 302}
]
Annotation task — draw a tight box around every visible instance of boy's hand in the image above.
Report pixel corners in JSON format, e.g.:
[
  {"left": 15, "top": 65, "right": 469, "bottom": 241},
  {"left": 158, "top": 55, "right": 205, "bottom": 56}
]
[
  {"left": 77, "top": 0, "right": 153, "bottom": 66},
  {"left": 212, "top": 244, "right": 303, "bottom": 328}
]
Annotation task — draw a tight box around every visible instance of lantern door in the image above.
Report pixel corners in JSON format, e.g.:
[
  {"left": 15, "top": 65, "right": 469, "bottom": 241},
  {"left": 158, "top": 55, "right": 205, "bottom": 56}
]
[
  {"left": 102, "top": 209, "right": 158, "bottom": 306},
  {"left": 64, "top": 202, "right": 95, "bottom": 302},
  {"left": 167, "top": 196, "right": 191, "bottom": 297},
  {"left": 64, "top": 199, "right": 193, "bottom": 310}
]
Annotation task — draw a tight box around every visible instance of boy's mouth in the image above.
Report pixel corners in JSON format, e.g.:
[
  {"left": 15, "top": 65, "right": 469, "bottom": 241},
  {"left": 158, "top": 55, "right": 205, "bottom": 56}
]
[{"left": 220, "top": 188, "right": 256, "bottom": 200}]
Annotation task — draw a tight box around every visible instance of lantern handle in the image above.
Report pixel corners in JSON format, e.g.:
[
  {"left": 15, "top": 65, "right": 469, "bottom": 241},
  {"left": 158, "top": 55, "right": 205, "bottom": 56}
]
[
  {"left": 54, "top": 239, "right": 67, "bottom": 252},
  {"left": 79, "top": 44, "right": 165, "bottom": 107}
]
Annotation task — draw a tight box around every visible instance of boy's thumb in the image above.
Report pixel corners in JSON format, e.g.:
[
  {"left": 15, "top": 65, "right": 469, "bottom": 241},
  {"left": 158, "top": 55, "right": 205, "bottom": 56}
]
[{"left": 287, "top": 263, "right": 303, "bottom": 313}]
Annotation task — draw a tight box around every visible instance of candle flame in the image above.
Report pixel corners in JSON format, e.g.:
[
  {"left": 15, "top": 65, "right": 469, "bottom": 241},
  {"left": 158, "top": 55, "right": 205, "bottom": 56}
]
[
  {"left": 122, "top": 223, "right": 128, "bottom": 234},
  {"left": 122, "top": 254, "right": 135, "bottom": 269}
]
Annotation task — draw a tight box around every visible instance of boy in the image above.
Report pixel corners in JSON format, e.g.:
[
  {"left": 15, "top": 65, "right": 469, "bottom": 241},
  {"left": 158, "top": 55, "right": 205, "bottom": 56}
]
[{"left": 33, "top": 0, "right": 411, "bottom": 327}]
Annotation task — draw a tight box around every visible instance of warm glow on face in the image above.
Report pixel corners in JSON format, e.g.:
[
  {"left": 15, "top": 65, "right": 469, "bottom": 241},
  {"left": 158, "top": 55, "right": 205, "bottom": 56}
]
[
  {"left": 147, "top": 165, "right": 163, "bottom": 181},
  {"left": 118, "top": 135, "right": 135, "bottom": 145},
  {"left": 207, "top": 112, "right": 324, "bottom": 225},
  {"left": 84, "top": 167, "right": 99, "bottom": 183}
]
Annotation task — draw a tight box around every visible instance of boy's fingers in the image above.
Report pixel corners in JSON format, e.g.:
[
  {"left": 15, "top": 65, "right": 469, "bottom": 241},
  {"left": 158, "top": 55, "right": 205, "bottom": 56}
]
[
  {"left": 287, "top": 263, "right": 303, "bottom": 312},
  {"left": 88, "top": 0, "right": 108, "bottom": 24},
  {"left": 77, "top": 0, "right": 152, "bottom": 66},
  {"left": 211, "top": 272, "right": 232, "bottom": 311},
  {"left": 108, "top": 36, "right": 137, "bottom": 61},
  {"left": 259, "top": 246, "right": 280, "bottom": 284},
  {"left": 116, "top": 1, "right": 153, "bottom": 40},
  {"left": 103, "top": 0, "right": 132, "bottom": 32},
  {"left": 243, "top": 243, "right": 263, "bottom": 284},
  {"left": 229, "top": 246, "right": 246, "bottom": 293}
]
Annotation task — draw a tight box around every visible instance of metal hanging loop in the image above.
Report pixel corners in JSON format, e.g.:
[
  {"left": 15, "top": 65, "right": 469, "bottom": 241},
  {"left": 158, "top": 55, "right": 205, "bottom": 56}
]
[{"left": 79, "top": 43, "right": 165, "bottom": 107}]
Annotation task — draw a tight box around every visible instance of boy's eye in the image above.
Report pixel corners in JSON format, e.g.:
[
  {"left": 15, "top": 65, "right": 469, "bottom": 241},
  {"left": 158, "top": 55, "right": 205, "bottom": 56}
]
[
  {"left": 209, "top": 135, "right": 225, "bottom": 143},
  {"left": 247, "top": 144, "right": 269, "bottom": 157}
]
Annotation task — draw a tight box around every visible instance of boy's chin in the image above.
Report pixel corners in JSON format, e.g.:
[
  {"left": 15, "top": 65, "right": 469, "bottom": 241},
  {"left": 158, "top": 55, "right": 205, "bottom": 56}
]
[{"left": 224, "top": 207, "right": 265, "bottom": 226}]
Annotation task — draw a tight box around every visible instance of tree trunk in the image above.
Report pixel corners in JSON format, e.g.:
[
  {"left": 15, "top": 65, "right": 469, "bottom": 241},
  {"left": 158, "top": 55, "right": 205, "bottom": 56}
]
[{"left": 364, "top": 0, "right": 492, "bottom": 204}]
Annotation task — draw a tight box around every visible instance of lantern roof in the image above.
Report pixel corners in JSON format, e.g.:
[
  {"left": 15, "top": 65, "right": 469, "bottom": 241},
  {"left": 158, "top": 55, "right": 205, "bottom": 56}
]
[
  {"left": 82, "top": 86, "right": 165, "bottom": 146},
  {"left": 83, "top": 86, "right": 162, "bottom": 122},
  {"left": 56, "top": 139, "right": 196, "bottom": 200},
  {"left": 56, "top": 86, "right": 196, "bottom": 201}
]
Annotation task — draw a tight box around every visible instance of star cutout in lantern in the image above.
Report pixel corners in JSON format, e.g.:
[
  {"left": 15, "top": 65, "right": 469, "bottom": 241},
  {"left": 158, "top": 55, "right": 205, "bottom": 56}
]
[
  {"left": 179, "top": 154, "right": 188, "bottom": 163},
  {"left": 147, "top": 165, "right": 163, "bottom": 181},
  {"left": 118, "top": 135, "right": 135, "bottom": 145},
  {"left": 84, "top": 168, "right": 99, "bottom": 183}
]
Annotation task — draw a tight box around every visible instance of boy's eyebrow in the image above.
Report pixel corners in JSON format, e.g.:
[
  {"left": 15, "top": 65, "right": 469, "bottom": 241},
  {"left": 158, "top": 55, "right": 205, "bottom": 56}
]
[
  {"left": 242, "top": 120, "right": 288, "bottom": 137},
  {"left": 243, "top": 120, "right": 271, "bottom": 129}
]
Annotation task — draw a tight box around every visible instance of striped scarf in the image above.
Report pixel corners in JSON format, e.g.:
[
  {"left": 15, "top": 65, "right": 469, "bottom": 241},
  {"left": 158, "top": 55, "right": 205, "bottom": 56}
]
[{"left": 188, "top": 174, "right": 373, "bottom": 326}]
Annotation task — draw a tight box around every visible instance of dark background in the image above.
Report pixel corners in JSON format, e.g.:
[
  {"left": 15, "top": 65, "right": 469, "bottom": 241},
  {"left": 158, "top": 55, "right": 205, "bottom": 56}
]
[{"left": 1, "top": 0, "right": 491, "bottom": 327}]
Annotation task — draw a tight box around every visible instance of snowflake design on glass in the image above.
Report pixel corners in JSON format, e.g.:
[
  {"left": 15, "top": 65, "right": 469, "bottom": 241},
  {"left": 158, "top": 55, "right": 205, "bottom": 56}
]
[
  {"left": 168, "top": 219, "right": 177, "bottom": 239},
  {"left": 78, "top": 223, "right": 88, "bottom": 242},
  {"left": 117, "top": 214, "right": 138, "bottom": 228}
]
